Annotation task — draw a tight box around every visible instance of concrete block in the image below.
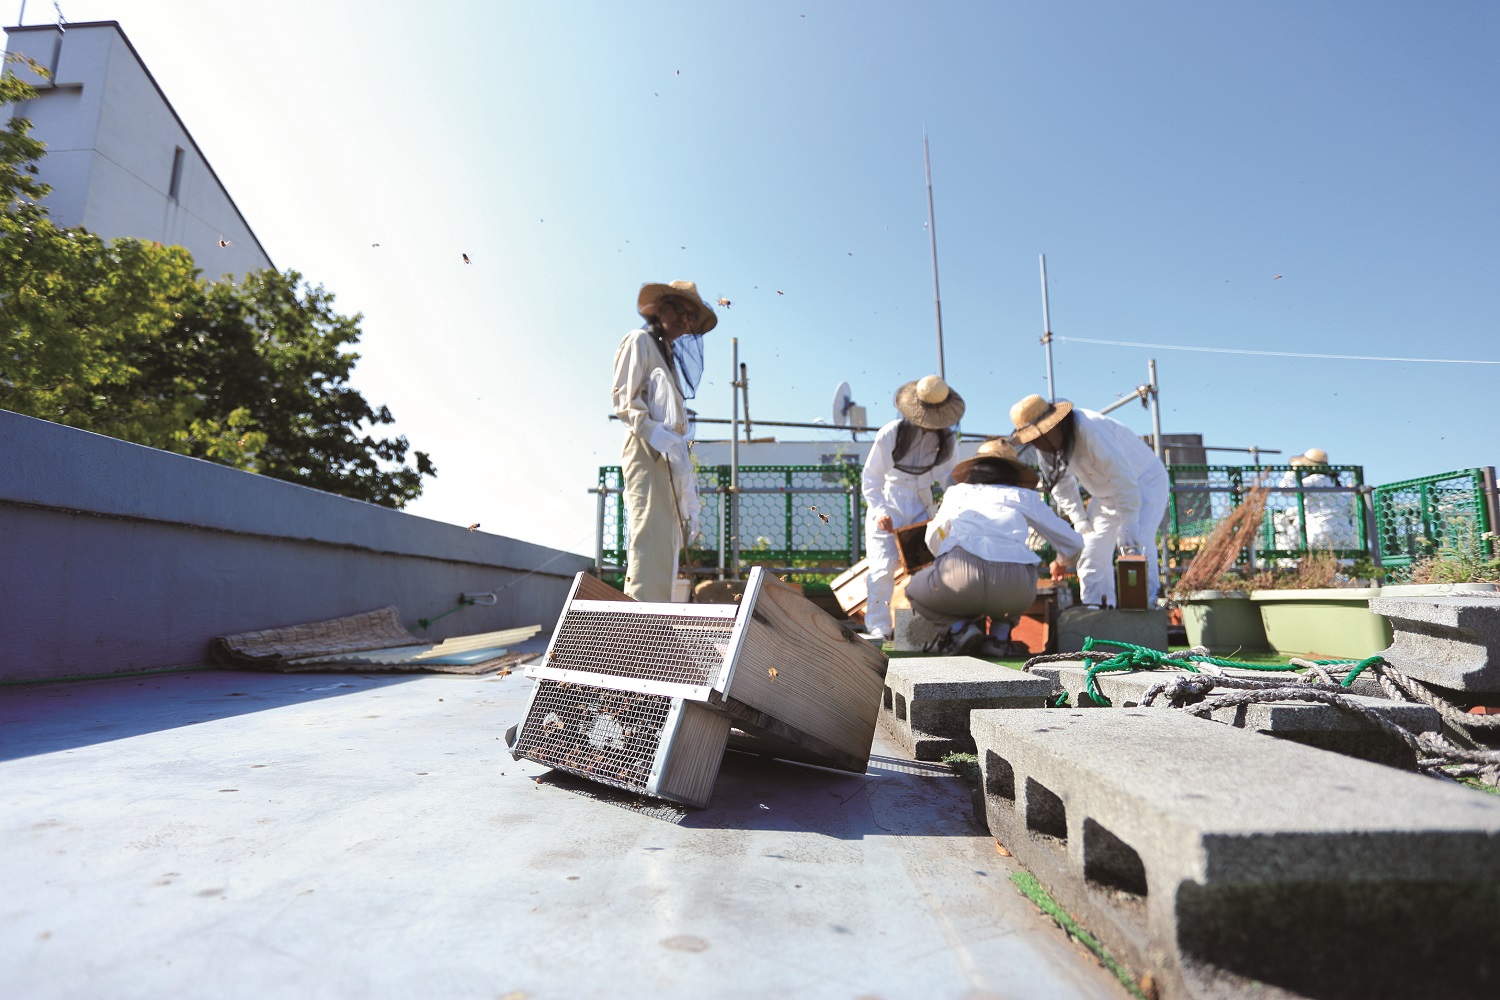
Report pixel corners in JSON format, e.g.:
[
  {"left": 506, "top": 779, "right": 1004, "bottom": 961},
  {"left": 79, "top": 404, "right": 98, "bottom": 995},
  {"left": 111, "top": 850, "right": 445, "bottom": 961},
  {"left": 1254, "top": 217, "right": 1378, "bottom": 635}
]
[
  {"left": 972, "top": 708, "right": 1500, "bottom": 1000},
  {"left": 1056, "top": 606, "right": 1168, "bottom": 654},
  {"left": 879, "top": 657, "right": 1052, "bottom": 760},
  {"left": 1055, "top": 666, "right": 1442, "bottom": 767},
  {"left": 1370, "top": 595, "right": 1500, "bottom": 693}
]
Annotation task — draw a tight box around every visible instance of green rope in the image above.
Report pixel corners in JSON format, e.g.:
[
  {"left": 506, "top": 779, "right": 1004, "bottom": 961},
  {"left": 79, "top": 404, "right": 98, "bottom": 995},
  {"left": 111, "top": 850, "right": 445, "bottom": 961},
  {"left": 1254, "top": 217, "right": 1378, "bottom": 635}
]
[
  {"left": 416, "top": 598, "right": 474, "bottom": 630},
  {"left": 1073, "top": 638, "right": 1382, "bottom": 706}
]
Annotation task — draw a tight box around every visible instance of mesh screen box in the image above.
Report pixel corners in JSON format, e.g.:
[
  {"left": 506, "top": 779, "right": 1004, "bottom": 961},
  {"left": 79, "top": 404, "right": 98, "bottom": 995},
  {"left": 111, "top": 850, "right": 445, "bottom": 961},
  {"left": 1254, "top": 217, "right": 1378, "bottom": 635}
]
[{"left": 511, "top": 568, "right": 889, "bottom": 807}]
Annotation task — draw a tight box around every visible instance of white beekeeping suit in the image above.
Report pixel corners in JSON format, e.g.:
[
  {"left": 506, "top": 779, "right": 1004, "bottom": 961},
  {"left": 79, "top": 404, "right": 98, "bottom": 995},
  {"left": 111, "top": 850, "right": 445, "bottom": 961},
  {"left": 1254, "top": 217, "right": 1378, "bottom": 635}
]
[
  {"left": 859, "top": 376, "right": 965, "bottom": 640},
  {"left": 611, "top": 281, "right": 715, "bottom": 602},
  {"left": 1010, "top": 396, "right": 1169, "bottom": 608},
  {"left": 1278, "top": 448, "right": 1349, "bottom": 551}
]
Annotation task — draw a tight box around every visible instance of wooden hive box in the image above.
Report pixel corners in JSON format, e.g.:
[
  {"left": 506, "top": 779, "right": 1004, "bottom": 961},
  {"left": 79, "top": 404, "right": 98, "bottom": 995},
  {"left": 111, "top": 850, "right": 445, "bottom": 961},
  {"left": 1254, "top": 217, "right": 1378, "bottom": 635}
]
[{"left": 510, "top": 568, "right": 889, "bottom": 807}]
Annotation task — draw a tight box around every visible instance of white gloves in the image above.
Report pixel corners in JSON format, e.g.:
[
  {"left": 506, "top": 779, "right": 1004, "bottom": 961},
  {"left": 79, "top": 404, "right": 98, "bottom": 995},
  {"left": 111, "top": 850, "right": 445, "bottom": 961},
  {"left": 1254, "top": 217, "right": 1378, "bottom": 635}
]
[{"left": 648, "top": 424, "right": 690, "bottom": 474}]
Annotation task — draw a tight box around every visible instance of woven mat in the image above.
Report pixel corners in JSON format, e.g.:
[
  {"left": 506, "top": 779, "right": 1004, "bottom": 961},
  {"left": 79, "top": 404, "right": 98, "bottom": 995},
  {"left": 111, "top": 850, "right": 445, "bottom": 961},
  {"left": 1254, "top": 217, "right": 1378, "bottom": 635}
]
[
  {"left": 266, "top": 650, "right": 538, "bottom": 676},
  {"left": 211, "top": 607, "right": 418, "bottom": 668}
]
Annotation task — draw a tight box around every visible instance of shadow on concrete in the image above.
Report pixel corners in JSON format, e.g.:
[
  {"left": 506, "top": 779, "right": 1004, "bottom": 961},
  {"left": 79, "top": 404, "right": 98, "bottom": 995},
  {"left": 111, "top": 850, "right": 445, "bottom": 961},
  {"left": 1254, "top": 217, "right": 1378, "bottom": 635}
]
[
  {"left": 535, "top": 748, "right": 984, "bottom": 840},
  {"left": 0, "top": 669, "right": 420, "bottom": 762}
]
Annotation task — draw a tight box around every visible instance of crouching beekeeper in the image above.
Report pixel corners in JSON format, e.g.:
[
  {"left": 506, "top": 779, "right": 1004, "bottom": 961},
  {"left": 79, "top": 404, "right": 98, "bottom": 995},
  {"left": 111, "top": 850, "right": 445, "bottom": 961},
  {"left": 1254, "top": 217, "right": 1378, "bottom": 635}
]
[{"left": 611, "top": 280, "right": 715, "bottom": 601}]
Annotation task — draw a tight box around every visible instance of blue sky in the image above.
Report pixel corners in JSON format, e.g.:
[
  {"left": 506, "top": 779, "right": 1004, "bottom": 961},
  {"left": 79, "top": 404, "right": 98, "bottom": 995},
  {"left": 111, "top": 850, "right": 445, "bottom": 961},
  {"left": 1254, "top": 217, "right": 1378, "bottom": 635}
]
[{"left": 10, "top": 1, "right": 1498, "bottom": 554}]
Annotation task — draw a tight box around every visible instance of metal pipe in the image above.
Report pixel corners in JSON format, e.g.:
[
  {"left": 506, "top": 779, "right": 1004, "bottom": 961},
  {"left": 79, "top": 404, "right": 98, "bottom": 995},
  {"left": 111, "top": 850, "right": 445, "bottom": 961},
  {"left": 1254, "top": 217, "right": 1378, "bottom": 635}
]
[
  {"left": 609, "top": 413, "right": 1005, "bottom": 439},
  {"left": 1148, "top": 359, "right": 1164, "bottom": 462},
  {"left": 730, "top": 338, "right": 741, "bottom": 579},
  {"left": 1040, "top": 253, "right": 1055, "bottom": 402},
  {"left": 924, "top": 133, "right": 945, "bottom": 379},
  {"left": 739, "top": 362, "right": 753, "bottom": 441}
]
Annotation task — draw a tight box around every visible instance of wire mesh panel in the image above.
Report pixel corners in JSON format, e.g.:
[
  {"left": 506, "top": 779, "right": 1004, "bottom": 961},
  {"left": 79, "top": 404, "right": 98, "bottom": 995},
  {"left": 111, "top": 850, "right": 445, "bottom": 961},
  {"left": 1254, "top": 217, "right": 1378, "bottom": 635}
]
[
  {"left": 1167, "top": 465, "right": 1367, "bottom": 567},
  {"left": 1372, "top": 469, "right": 1494, "bottom": 569},
  {"left": 548, "top": 607, "right": 735, "bottom": 687},
  {"left": 513, "top": 679, "right": 673, "bottom": 793},
  {"left": 598, "top": 464, "right": 864, "bottom": 578}
]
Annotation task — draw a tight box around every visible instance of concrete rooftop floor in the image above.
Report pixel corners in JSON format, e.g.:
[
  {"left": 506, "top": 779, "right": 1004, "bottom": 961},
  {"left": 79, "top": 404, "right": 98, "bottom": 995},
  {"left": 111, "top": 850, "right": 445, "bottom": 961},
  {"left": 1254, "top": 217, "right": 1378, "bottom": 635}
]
[{"left": 1, "top": 640, "right": 1124, "bottom": 1000}]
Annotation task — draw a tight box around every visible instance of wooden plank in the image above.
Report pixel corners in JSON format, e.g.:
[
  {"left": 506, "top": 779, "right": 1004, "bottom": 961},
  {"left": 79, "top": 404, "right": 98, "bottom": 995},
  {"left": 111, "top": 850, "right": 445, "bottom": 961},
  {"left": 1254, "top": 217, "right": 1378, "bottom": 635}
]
[
  {"left": 655, "top": 701, "right": 732, "bottom": 808},
  {"left": 714, "top": 693, "right": 870, "bottom": 772},
  {"left": 575, "top": 573, "right": 632, "bottom": 603},
  {"left": 725, "top": 571, "right": 888, "bottom": 761}
]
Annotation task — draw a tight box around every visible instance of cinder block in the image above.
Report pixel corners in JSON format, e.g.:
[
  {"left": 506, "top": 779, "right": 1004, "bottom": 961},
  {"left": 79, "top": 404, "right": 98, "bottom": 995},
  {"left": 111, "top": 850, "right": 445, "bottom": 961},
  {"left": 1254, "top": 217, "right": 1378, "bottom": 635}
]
[
  {"left": 972, "top": 708, "right": 1500, "bottom": 1000},
  {"left": 1056, "top": 606, "right": 1168, "bottom": 653},
  {"left": 1371, "top": 595, "right": 1500, "bottom": 693},
  {"left": 1055, "top": 666, "right": 1442, "bottom": 767},
  {"left": 879, "top": 656, "right": 1052, "bottom": 760}
]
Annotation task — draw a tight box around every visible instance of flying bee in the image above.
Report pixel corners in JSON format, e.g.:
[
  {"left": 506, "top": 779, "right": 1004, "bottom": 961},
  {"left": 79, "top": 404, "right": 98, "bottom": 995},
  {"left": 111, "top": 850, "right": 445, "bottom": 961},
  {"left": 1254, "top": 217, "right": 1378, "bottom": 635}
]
[
  {"left": 217, "top": 238, "right": 231, "bottom": 248},
  {"left": 808, "top": 505, "right": 830, "bottom": 524},
  {"left": 717, "top": 297, "right": 731, "bottom": 309},
  {"left": 462, "top": 253, "right": 471, "bottom": 264}
]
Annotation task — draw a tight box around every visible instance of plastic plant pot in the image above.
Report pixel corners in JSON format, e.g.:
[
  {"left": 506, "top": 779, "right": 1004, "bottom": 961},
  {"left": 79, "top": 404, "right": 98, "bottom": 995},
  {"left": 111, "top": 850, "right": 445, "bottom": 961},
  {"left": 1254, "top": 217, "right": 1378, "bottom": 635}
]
[
  {"left": 1179, "top": 591, "right": 1270, "bottom": 654},
  {"left": 1248, "top": 588, "right": 1389, "bottom": 659}
]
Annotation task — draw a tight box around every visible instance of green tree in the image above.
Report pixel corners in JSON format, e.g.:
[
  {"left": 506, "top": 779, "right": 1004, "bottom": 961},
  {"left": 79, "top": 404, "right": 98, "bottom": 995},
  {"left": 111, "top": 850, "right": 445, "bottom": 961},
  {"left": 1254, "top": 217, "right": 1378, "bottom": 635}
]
[
  {"left": 148, "top": 270, "right": 436, "bottom": 507},
  {"left": 2, "top": 60, "right": 434, "bottom": 507}
]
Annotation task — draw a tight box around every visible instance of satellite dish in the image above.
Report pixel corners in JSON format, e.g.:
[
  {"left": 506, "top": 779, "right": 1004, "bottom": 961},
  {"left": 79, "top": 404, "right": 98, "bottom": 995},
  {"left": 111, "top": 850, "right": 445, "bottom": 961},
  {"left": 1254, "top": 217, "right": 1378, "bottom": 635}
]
[{"left": 832, "top": 381, "right": 855, "bottom": 427}]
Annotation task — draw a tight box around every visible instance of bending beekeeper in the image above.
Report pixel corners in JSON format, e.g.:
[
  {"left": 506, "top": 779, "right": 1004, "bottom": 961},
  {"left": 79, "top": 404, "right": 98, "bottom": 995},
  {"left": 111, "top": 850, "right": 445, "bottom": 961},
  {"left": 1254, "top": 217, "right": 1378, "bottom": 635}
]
[
  {"left": 611, "top": 280, "right": 715, "bottom": 601},
  {"left": 906, "top": 439, "right": 1082, "bottom": 655},
  {"left": 860, "top": 375, "right": 965, "bottom": 641},
  {"left": 1008, "top": 394, "right": 1169, "bottom": 608}
]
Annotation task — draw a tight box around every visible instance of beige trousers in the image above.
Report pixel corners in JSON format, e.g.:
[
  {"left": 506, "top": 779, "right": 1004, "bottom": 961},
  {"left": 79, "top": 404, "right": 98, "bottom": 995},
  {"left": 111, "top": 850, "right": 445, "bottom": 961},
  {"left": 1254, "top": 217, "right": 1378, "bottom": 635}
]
[
  {"left": 622, "top": 432, "right": 680, "bottom": 602},
  {"left": 905, "top": 547, "right": 1038, "bottom": 626}
]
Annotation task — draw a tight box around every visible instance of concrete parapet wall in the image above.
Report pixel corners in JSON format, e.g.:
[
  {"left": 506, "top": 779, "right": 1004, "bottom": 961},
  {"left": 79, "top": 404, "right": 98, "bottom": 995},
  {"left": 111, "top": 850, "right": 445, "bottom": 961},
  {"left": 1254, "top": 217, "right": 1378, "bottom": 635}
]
[
  {"left": 972, "top": 708, "right": 1500, "bottom": 999},
  {"left": 0, "top": 411, "right": 592, "bottom": 681}
]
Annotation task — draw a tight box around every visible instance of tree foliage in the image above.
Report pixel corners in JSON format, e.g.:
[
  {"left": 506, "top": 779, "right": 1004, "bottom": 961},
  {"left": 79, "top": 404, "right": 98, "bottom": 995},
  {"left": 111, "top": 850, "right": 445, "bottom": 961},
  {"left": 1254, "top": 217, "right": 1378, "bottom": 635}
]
[{"left": 1, "top": 62, "right": 434, "bottom": 507}]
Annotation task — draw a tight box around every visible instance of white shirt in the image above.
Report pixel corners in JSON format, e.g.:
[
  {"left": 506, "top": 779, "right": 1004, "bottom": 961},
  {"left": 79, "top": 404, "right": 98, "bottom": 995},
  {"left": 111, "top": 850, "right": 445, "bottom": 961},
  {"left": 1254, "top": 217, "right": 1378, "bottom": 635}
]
[
  {"left": 926, "top": 483, "right": 1084, "bottom": 565},
  {"left": 612, "top": 328, "right": 688, "bottom": 442},
  {"left": 1048, "top": 408, "right": 1168, "bottom": 544},
  {"left": 860, "top": 419, "right": 959, "bottom": 527}
]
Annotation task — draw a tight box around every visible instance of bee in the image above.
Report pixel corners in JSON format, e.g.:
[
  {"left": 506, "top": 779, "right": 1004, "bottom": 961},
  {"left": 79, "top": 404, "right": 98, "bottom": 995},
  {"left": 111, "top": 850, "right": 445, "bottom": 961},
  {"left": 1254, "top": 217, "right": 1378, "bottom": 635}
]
[
  {"left": 808, "top": 505, "right": 830, "bottom": 524},
  {"left": 717, "top": 297, "right": 731, "bottom": 309},
  {"left": 776, "top": 290, "right": 784, "bottom": 295},
  {"left": 217, "top": 238, "right": 231, "bottom": 248},
  {"left": 467, "top": 523, "right": 481, "bottom": 532},
  {"left": 767, "top": 667, "right": 779, "bottom": 680},
  {"left": 462, "top": 253, "right": 471, "bottom": 264}
]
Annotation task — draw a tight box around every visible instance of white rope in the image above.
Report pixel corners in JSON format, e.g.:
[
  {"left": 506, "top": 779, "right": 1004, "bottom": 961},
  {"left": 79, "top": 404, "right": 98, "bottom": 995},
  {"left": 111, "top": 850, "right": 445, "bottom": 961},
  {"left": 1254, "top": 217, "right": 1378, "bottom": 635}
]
[{"left": 1054, "top": 336, "right": 1500, "bottom": 366}]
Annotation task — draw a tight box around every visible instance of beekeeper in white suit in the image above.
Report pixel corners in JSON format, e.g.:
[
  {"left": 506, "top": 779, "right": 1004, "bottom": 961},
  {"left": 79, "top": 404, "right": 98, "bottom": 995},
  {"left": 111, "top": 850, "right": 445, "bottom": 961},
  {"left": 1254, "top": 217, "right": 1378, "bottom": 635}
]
[
  {"left": 611, "top": 280, "right": 715, "bottom": 601},
  {"left": 860, "top": 375, "right": 965, "bottom": 640},
  {"left": 1008, "top": 394, "right": 1169, "bottom": 608},
  {"left": 1278, "top": 448, "right": 1349, "bottom": 551}
]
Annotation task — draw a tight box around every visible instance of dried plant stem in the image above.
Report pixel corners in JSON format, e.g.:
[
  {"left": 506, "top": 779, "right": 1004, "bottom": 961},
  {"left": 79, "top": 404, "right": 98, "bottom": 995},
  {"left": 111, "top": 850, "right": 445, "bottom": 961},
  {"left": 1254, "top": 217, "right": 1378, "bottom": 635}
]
[{"left": 1174, "top": 475, "right": 1271, "bottom": 595}]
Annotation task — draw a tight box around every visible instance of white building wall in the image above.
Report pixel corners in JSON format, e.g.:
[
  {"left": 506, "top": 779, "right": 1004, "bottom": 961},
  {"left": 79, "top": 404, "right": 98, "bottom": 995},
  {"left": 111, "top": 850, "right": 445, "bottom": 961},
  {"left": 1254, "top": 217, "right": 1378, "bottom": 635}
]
[{"left": 2, "top": 21, "right": 272, "bottom": 280}]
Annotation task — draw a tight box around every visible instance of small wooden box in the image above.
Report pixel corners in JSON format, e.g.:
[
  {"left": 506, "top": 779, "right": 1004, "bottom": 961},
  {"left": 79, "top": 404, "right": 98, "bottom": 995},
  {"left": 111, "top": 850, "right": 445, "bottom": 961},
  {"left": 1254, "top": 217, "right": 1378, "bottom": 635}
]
[{"left": 1115, "top": 554, "right": 1150, "bottom": 610}]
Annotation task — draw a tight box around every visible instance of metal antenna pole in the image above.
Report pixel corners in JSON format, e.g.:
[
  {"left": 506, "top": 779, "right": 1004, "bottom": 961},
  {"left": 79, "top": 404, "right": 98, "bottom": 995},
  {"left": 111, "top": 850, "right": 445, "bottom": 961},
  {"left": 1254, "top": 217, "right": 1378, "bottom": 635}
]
[
  {"left": 924, "top": 132, "right": 945, "bottom": 379},
  {"left": 1040, "top": 253, "right": 1056, "bottom": 402},
  {"left": 1148, "top": 358, "right": 1163, "bottom": 461},
  {"left": 729, "top": 337, "right": 741, "bottom": 579}
]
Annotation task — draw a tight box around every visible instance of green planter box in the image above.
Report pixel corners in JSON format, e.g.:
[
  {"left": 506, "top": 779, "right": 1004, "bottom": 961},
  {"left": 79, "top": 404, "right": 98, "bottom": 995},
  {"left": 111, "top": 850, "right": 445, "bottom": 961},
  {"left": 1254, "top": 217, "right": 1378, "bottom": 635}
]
[
  {"left": 1248, "top": 588, "right": 1388, "bottom": 659},
  {"left": 1180, "top": 591, "right": 1269, "bottom": 654}
]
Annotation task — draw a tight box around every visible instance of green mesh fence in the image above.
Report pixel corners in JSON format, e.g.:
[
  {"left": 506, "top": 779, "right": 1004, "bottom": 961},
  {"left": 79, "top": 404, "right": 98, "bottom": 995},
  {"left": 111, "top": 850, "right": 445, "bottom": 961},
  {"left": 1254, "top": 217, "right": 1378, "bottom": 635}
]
[
  {"left": 1371, "top": 468, "right": 1495, "bottom": 569},
  {"left": 598, "top": 464, "right": 866, "bottom": 580},
  {"left": 1167, "top": 464, "right": 1368, "bottom": 566}
]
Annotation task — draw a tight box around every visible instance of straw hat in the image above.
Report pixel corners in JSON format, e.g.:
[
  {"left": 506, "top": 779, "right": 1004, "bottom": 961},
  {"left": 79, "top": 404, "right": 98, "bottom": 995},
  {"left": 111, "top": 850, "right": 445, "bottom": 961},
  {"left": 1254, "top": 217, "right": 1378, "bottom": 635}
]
[
  {"left": 1289, "top": 447, "right": 1329, "bottom": 467},
  {"left": 1008, "top": 394, "right": 1074, "bottom": 444},
  {"left": 637, "top": 280, "right": 718, "bottom": 335},
  {"left": 893, "top": 375, "right": 965, "bottom": 430},
  {"left": 952, "top": 438, "right": 1040, "bottom": 489}
]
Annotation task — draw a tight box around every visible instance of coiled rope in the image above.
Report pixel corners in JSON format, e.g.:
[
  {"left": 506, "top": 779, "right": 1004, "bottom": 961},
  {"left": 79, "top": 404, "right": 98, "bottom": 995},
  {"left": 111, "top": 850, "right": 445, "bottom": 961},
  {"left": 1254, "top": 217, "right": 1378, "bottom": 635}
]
[{"left": 1023, "top": 638, "right": 1500, "bottom": 784}]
